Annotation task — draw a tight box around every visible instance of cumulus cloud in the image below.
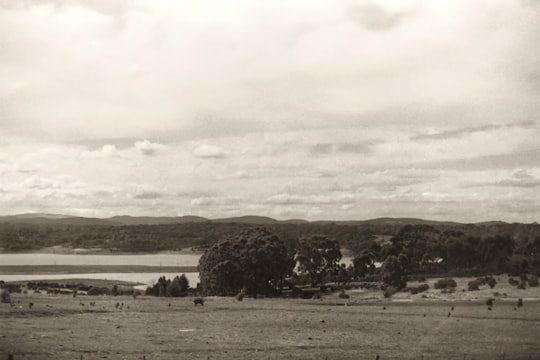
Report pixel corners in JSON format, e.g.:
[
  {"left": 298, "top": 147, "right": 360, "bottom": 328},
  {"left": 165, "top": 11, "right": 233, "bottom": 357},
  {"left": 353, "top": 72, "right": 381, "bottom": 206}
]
[
  {"left": 134, "top": 139, "right": 162, "bottom": 156},
  {"left": 348, "top": 3, "right": 405, "bottom": 31},
  {"left": 81, "top": 144, "right": 118, "bottom": 158},
  {"left": 265, "top": 193, "right": 357, "bottom": 206},
  {"left": 462, "top": 170, "right": 540, "bottom": 189},
  {"left": 193, "top": 145, "right": 229, "bottom": 159},
  {"left": 310, "top": 142, "right": 375, "bottom": 156}
]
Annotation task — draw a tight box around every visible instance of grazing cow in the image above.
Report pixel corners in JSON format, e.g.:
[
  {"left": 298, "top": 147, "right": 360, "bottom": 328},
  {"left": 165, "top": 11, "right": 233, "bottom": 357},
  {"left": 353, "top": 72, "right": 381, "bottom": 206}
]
[{"left": 194, "top": 297, "right": 204, "bottom": 306}]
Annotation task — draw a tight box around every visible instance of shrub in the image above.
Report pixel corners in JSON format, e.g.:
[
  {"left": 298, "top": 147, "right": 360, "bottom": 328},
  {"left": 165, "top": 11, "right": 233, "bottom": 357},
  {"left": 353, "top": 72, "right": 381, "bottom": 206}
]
[
  {"left": 383, "top": 286, "right": 397, "bottom": 298},
  {"left": 338, "top": 292, "right": 350, "bottom": 299},
  {"left": 486, "top": 298, "right": 494, "bottom": 306},
  {"left": 517, "top": 298, "right": 523, "bottom": 307},
  {"left": 468, "top": 280, "right": 480, "bottom": 291},
  {"left": 486, "top": 277, "right": 497, "bottom": 289},
  {"left": 508, "top": 278, "right": 519, "bottom": 287},
  {"left": 235, "top": 291, "right": 245, "bottom": 301},
  {"left": 0, "top": 290, "right": 10, "bottom": 303},
  {"left": 528, "top": 275, "right": 539, "bottom": 287},
  {"left": 434, "top": 278, "right": 457, "bottom": 290},
  {"left": 87, "top": 287, "right": 110, "bottom": 296},
  {"left": 517, "top": 280, "right": 527, "bottom": 290},
  {"left": 417, "top": 284, "right": 429, "bottom": 293}
]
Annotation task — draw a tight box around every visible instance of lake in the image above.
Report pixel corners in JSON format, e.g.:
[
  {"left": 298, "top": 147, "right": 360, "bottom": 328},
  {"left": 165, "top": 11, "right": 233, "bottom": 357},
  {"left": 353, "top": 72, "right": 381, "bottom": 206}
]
[
  {"left": 0, "top": 253, "right": 353, "bottom": 287},
  {"left": 0, "top": 253, "right": 201, "bottom": 266}
]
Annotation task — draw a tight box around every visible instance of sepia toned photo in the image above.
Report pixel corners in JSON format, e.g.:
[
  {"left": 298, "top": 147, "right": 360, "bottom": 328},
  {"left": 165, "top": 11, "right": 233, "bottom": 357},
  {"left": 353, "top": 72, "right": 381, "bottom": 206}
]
[{"left": 1, "top": 1, "right": 539, "bottom": 359}]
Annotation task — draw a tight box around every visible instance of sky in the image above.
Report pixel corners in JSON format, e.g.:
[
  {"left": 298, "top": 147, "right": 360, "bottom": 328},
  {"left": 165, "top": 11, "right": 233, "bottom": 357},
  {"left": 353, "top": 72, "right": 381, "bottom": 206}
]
[{"left": 0, "top": 0, "right": 539, "bottom": 223}]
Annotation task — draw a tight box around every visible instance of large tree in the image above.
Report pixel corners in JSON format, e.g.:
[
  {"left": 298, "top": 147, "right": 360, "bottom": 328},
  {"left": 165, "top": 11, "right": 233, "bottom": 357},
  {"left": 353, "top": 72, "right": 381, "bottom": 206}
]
[
  {"left": 389, "top": 225, "right": 441, "bottom": 273},
  {"left": 198, "top": 228, "right": 295, "bottom": 296},
  {"left": 381, "top": 255, "right": 408, "bottom": 290},
  {"left": 295, "top": 235, "right": 342, "bottom": 286}
]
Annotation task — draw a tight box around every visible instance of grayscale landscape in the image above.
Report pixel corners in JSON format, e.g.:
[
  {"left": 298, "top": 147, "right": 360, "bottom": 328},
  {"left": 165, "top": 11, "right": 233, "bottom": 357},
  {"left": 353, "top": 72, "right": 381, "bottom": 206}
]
[{"left": 1, "top": 1, "right": 539, "bottom": 359}]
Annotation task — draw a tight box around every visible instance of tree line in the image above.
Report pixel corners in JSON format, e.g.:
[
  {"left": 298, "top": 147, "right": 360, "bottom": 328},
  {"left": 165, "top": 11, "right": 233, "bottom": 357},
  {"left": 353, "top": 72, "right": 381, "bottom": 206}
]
[
  {"left": 0, "top": 220, "right": 538, "bottom": 257},
  {"left": 197, "top": 225, "right": 540, "bottom": 297}
]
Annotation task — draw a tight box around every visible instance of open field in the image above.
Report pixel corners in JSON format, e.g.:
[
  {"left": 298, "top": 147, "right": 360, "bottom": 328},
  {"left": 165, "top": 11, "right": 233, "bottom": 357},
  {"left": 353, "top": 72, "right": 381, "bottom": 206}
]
[{"left": 1, "top": 289, "right": 539, "bottom": 360}]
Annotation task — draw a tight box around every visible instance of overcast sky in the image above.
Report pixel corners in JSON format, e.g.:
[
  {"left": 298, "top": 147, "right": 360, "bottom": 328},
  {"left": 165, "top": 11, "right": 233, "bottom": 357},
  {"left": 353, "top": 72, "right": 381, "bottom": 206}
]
[{"left": 0, "top": 0, "right": 539, "bottom": 222}]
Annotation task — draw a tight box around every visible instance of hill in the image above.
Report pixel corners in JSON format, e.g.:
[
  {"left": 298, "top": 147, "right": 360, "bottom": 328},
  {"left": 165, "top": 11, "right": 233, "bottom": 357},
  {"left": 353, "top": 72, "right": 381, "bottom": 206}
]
[{"left": 108, "top": 215, "right": 209, "bottom": 225}]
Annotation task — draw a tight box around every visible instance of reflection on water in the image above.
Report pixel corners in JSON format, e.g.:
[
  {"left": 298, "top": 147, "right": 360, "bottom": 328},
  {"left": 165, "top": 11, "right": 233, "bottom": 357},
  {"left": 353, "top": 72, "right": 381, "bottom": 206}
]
[{"left": 0, "top": 253, "right": 201, "bottom": 266}]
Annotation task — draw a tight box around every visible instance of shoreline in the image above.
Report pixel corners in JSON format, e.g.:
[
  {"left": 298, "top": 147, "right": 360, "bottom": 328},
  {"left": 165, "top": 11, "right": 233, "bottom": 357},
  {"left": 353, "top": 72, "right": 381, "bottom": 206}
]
[
  {"left": 0, "top": 246, "right": 205, "bottom": 256},
  {"left": 0, "top": 265, "right": 198, "bottom": 275}
]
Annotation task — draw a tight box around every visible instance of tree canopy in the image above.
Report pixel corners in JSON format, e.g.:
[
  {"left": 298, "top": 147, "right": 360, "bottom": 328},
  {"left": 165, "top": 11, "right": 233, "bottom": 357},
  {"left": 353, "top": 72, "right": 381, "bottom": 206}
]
[
  {"left": 295, "top": 235, "right": 342, "bottom": 286},
  {"left": 198, "top": 227, "right": 295, "bottom": 296}
]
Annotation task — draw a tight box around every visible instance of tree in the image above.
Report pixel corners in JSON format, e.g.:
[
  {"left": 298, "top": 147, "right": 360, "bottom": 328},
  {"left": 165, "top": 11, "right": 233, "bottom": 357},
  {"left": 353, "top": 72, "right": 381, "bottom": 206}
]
[
  {"left": 295, "top": 235, "right": 342, "bottom": 286},
  {"left": 477, "top": 235, "right": 514, "bottom": 272},
  {"left": 168, "top": 274, "right": 190, "bottom": 297},
  {"left": 381, "top": 255, "right": 408, "bottom": 290},
  {"left": 389, "top": 225, "right": 441, "bottom": 273},
  {"left": 352, "top": 250, "right": 376, "bottom": 278},
  {"left": 198, "top": 228, "right": 295, "bottom": 297}
]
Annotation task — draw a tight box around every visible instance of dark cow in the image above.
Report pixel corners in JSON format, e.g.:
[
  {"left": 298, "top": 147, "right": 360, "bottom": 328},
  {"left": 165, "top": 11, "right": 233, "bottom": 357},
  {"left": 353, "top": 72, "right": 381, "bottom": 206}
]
[{"left": 193, "top": 297, "right": 204, "bottom": 306}]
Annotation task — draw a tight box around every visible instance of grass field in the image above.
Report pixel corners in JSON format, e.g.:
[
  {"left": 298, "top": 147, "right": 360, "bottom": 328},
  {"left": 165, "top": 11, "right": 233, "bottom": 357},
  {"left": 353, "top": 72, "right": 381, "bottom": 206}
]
[{"left": 1, "top": 286, "right": 539, "bottom": 360}]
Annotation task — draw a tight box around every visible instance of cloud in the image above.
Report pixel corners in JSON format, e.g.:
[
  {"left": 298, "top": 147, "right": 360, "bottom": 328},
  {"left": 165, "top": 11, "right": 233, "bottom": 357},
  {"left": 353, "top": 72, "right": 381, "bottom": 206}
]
[
  {"left": 134, "top": 139, "right": 161, "bottom": 156},
  {"left": 133, "top": 191, "right": 163, "bottom": 200},
  {"left": 422, "top": 148, "right": 540, "bottom": 171},
  {"left": 81, "top": 144, "right": 118, "bottom": 158},
  {"left": 411, "top": 121, "right": 537, "bottom": 141},
  {"left": 265, "top": 193, "right": 357, "bottom": 206},
  {"left": 193, "top": 145, "right": 229, "bottom": 159},
  {"left": 309, "top": 142, "right": 374, "bottom": 156},
  {"left": 461, "top": 170, "right": 540, "bottom": 188},
  {"left": 347, "top": 3, "right": 405, "bottom": 31}
]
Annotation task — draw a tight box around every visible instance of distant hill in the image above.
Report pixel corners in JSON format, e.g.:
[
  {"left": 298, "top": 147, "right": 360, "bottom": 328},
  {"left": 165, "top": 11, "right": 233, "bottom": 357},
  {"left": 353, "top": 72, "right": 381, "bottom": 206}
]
[
  {"left": 0, "top": 213, "right": 73, "bottom": 222},
  {"left": 51, "top": 217, "right": 121, "bottom": 226},
  {"left": 108, "top": 215, "right": 209, "bottom": 225},
  {"left": 0, "top": 213, "right": 523, "bottom": 227},
  {"left": 212, "top": 216, "right": 279, "bottom": 224}
]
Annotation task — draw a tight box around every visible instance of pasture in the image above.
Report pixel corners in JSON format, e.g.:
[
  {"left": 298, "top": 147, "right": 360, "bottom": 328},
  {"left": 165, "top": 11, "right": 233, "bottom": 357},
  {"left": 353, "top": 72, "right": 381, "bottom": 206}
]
[{"left": 1, "top": 290, "right": 539, "bottom": 360}]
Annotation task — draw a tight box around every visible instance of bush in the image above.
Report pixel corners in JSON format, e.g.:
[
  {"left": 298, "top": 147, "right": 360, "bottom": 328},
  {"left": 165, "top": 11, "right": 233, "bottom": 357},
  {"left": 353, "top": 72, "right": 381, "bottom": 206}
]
[
  {"left": 235, "top": 291, "right": 245, "bottom": 301},
  {"left": 486, "top": 277, "right": 497, "bottom": 289},
  {"left": 0, "top": 290, "right": 10, "bottom": 303},
  {"left": 87, "top": 287, "right": 110, "bottom": 296},
  {"left": 508, "top": 278, "right": 519, "bottom": 287},
  {"left": 517, "top": 280, "right": 527, "bottom": 290},
  {"left": 417, "top": 283, "right": 429, "bottom": 293},
  {"left": 468, "top": 280, "right": 480, "bottom": 291},
  {"left": 528, "top": 274, "right": 539, "bottom": 287},
  {"left": 383, "top": 286, "right": 397, "bottom": 298},
  {"left": 486, "top": 298, "right": 494, "bottom": 306},
  {"left": 434, "top": 278, "right": 457, "bottom": 290},
  {"left": 338, "top": 292, "right": 350, "bottom": 299}
]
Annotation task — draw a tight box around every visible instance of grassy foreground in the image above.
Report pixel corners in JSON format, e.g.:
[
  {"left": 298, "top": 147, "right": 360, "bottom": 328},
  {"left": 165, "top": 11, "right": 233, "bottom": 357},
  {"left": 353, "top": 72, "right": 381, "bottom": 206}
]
[{"left": 1, "top": 292, "right": 539, "bottom": 360}]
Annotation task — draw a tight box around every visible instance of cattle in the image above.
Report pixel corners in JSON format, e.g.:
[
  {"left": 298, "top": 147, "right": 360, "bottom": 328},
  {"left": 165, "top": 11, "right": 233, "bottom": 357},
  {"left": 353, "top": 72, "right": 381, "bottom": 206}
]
[{"left": 193, "top": 297, "right": 204, "bottom": 306}]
